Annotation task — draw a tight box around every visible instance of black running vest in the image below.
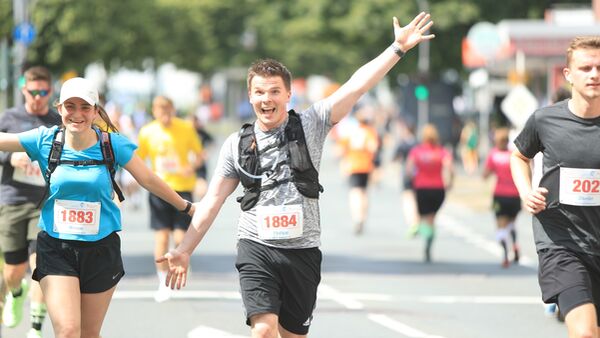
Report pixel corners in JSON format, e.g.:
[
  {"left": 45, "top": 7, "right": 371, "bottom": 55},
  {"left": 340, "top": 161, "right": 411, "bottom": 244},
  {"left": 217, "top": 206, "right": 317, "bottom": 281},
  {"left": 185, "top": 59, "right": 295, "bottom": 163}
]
[
  {"left": 236, "top": 110, "right": 323, "bottom": 211},
  {"left": 40, "top": 127, "right": 125, "bottom": 207}
]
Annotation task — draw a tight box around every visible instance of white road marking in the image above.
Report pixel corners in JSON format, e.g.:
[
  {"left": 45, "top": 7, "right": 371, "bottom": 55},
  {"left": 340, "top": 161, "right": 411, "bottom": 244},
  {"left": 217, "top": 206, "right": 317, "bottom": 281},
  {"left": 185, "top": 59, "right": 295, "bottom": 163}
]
[
  {"left": 368, "top": 313, "right": 447, "bottom": 338},
  {"left": 320, "top": 283, "right": 445, "bottom": 337},
  {"left": 187, "top": 326, "right": 247, "bottom": 338},
  {"left": 439, "top": 215, "right": 536, "bottom": 267},
  {"left": 317, "top": 283, "right": 365, "bottom": 310},
  {"left": 112, "top": 290, "right": 540, "bottom": 304}
]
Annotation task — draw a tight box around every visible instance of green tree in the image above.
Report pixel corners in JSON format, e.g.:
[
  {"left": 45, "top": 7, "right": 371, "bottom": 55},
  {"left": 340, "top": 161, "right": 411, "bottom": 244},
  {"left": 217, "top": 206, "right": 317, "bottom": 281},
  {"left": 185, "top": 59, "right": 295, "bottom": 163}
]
[{"left": 0, "top": 0, "right": 593, "bottom": 82}]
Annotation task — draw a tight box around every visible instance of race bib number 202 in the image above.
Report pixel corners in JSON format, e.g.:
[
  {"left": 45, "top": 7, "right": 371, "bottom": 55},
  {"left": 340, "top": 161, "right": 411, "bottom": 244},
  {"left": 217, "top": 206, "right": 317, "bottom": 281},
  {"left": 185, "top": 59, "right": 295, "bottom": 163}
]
[{"left": 559, "top": 167, "right": 600, "bottom": 206}]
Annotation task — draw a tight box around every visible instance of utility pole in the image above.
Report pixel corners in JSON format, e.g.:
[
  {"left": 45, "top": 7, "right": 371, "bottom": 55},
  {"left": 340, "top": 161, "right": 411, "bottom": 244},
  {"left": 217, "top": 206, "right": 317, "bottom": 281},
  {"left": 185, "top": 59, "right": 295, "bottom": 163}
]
[
  {"left": 416, "top": 0, "right": 430, "bottom": 133},
  {"left": 12, "top": 0, "right": 29, "bottom": 107}
]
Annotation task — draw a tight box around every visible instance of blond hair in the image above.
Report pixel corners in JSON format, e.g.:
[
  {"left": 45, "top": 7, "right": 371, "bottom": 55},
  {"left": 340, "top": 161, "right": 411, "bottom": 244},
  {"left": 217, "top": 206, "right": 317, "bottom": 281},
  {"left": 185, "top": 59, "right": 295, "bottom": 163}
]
[{"left": 420, "top": 123, "right": 439, "bottom": 145}]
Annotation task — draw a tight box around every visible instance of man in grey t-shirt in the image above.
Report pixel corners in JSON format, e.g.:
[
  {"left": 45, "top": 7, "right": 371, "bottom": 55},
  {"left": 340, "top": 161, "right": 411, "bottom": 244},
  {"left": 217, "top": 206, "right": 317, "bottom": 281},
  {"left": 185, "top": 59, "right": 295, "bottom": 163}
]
[
  {"left": 0, "top": 66, "right": 59, "bottom": 337},
  {"left": 159, "top": 12, "right": 435, "bottom": 337}
]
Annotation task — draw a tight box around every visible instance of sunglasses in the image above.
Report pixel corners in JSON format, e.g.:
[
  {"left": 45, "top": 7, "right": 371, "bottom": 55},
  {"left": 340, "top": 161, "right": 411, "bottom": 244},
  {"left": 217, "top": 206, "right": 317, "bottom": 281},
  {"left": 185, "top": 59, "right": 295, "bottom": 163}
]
[{"left": 27, "top": 89, "right": 50, "bottom": 97}]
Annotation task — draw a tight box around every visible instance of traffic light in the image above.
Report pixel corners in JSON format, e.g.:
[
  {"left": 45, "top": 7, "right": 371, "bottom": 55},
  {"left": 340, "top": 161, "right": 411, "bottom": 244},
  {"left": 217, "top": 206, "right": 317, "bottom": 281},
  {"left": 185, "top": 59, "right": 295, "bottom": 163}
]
[{"left": 414, "top": 84, "right": 429, "bottom": 101}]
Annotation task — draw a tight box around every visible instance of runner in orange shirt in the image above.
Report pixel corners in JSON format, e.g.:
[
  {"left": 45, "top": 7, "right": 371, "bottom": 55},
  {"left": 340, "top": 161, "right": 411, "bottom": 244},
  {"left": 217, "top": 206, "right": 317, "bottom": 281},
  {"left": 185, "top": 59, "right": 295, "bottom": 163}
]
[{"left": 338, "top": 108, "right": 379, "bottom": 234}]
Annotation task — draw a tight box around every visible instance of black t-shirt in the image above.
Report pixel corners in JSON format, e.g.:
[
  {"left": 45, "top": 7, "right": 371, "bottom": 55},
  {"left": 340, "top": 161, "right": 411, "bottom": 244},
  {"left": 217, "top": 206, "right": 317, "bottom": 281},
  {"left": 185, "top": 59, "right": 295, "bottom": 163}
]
[
  {"left": 0, "top": 105, "right": 61, "bottom": 204},
  {"left": 515, "top": 99, "right": 600, "bottom": 256}
]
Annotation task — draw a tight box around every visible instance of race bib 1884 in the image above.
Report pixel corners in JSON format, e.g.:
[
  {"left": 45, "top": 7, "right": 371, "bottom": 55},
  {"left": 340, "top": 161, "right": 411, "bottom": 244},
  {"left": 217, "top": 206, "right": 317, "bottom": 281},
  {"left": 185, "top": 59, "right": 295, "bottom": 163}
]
[{"left": 256, "top": 204, "right": 303, "bottom": 240}]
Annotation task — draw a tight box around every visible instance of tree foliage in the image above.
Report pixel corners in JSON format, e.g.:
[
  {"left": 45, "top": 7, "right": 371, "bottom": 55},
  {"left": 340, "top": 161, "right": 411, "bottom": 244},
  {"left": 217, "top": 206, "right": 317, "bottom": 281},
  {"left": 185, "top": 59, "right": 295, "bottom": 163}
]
[{"left": 0, "top": 0, "right": 592, "bottom": 81}]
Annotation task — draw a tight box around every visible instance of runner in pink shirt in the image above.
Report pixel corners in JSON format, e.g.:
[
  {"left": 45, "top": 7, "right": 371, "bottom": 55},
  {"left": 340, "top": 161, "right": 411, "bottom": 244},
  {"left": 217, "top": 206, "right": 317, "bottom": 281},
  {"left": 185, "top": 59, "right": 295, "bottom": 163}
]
[
  {"left": 483, "top": 127, "right": 521, "bottom": 268},
  {"left": 406, "top": 124, "right": 454, "bottom": 262}
]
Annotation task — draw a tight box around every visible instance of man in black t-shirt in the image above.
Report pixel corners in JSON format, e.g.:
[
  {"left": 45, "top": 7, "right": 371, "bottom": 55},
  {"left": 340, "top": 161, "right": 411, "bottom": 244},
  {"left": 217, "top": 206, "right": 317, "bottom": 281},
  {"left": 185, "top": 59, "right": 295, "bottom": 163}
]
[
  {"left": 0, "top": 66, "right": 60, "bottom": 337},
  {"left": 511, "top": 37, "right": 600, "bottom": 336}
]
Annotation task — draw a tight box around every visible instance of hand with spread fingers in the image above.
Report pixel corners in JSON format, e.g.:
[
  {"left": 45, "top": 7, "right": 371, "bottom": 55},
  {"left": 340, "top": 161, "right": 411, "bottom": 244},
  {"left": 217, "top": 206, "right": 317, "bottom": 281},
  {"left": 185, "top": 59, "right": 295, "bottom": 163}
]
[
  {"left": 156, "top": 249, "right": 190, "bottom": 290},
  {"left": 392, "top": 12, "right": 435, "bottom": 54}
]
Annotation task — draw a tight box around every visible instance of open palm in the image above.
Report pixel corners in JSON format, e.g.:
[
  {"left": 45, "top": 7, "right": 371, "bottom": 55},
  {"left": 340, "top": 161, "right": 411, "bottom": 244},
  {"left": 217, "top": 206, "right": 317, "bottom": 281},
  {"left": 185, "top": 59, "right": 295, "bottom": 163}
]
[{"left": 394, "top": 12, "right": 435, "bottom": 52}]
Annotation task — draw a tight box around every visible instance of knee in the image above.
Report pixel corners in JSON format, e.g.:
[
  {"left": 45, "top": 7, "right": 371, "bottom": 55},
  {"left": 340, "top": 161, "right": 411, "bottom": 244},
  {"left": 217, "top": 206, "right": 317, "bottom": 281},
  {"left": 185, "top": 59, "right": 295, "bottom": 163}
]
[
  {"left": 3, "top": 263, "right": 25, "bottom": 283},
  {"left": 55, "top": 324, "right": 81, "bottom": 338},
  {"left": 568, "top": 322, "right": 598, "bottom": 338},
  {"left": 251, "top": 324, "right": 278, "bottom": 338}
]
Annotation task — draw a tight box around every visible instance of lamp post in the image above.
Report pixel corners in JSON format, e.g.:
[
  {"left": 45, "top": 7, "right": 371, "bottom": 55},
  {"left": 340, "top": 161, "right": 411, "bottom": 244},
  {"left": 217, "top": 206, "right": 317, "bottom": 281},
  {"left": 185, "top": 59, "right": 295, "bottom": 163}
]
[
  {"left": 12, "top": 0, "right": 30, "bottom": 107},
  {"left": 416, "top": 0, "right": 430, "bottom": 133}
]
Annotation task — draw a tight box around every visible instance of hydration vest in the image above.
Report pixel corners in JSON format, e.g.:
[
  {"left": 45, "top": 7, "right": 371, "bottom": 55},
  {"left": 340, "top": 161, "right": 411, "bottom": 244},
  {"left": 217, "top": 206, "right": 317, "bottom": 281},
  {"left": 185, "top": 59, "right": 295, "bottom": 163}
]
[
  {"left": 236, "top": 110, "right": 323, "bottom": 211},
  {"left": 40, "top": 127, "right": 125, "bottom": 206}
]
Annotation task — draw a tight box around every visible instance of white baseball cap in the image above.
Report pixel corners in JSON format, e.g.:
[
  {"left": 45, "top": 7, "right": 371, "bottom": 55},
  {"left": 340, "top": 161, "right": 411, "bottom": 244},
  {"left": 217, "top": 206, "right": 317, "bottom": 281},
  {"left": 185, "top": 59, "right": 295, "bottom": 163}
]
[{"left": 59, "top": 77, "right": 99, "bottom": 106}]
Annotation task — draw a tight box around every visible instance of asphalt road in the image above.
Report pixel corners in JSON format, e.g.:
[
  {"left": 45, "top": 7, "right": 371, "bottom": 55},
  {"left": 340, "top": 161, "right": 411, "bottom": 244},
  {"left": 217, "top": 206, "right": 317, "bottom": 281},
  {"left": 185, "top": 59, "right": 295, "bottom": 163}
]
[{"left": 5, "top": 139, "right": 567, "bottom": 338}]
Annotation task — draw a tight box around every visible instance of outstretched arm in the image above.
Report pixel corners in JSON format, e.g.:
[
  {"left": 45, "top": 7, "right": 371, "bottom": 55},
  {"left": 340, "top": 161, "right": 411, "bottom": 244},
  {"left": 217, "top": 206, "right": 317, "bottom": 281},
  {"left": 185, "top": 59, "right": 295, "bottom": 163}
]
[
  {"left": 328, "top": 12, "right": 435, "bottom": 124},
  {"left": 157, "top": 175, "right": 239, "bottom": 289},
  {"left": 124, "top": 155, "right": 193, "bottom": 214},
  {"left": 0, "top": 133, "right": 25, "bottom": 153}
]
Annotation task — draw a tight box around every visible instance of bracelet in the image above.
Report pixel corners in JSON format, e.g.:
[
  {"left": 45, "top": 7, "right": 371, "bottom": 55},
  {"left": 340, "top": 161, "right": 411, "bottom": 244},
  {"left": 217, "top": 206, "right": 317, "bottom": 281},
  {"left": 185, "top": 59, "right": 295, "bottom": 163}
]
[
  {"left": 180, "top": 200, "right": 192, "bottom": 213},
  {"left": 390, "top": 43, "right": 406, "bottom": 58}
]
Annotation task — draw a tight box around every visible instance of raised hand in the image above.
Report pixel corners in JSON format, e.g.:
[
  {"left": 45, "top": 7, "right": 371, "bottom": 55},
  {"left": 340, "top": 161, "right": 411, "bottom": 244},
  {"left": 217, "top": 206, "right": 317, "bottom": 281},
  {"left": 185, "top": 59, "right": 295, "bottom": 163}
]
[{"left": 393, "top": 12, "right": 435, "bottom": 53}]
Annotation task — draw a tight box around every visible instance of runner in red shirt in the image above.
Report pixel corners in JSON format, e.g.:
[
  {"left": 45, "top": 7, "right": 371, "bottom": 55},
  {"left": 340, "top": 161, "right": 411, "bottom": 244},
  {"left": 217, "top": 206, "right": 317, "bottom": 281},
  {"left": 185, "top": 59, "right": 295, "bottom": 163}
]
[
  {"left": 406, "top": 124, "right": 454, "bottom": 262},
  {"left": 483, "top": 127, "right": 521, "bottom": 268}
]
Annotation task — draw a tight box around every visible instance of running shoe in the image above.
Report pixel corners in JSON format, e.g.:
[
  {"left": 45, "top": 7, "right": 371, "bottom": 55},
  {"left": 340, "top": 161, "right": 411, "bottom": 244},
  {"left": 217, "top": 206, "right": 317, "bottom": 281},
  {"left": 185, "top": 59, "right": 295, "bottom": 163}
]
[
  {"left": 513, "top": 246, "right": 520, "bottom": 263},
  {"left": 406, "top": 223, "right": 419, "bottom": 238},
  {"left": 3, "top": 279, "right": 29, "bottom": 328},
  {"left": 26, "top": 328, "right": 43, "bottom": 338},
  {"left": 544, "top": 303, "right": 557, "bottom": 317},
  {"left": 154, "top": 283, "right": 172, "bottom": 303},
  {"left": 353, "top": 222, "right": 364, "bottom": 235}
]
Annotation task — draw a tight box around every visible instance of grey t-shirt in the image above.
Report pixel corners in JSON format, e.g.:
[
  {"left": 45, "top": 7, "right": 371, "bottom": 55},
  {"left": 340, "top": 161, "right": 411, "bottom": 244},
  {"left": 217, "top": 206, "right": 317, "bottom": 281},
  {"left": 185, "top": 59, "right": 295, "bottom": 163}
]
[
  {"left": 215, "top": 100, "right": 332, "bottom": 249},
  {"left": 0, "top": 105, "right": 61, "bottom": 205},
  {"left": 514, "top": 100, "right": 600, "bottom": 256}
]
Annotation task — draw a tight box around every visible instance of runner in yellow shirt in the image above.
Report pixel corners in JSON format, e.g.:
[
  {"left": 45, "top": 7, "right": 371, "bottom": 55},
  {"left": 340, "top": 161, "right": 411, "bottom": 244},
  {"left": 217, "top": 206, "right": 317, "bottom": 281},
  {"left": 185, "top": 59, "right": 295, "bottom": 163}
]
[{"left": 137, "top": 96, "right": 203, "bottom": 302}]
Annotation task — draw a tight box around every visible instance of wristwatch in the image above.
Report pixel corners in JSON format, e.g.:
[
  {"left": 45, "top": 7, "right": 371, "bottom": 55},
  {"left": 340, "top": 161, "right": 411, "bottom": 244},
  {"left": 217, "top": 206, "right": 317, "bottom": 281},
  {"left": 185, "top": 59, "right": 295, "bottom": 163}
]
[{"left": 390, "top": 43, "right": 406, "bottom": 58}]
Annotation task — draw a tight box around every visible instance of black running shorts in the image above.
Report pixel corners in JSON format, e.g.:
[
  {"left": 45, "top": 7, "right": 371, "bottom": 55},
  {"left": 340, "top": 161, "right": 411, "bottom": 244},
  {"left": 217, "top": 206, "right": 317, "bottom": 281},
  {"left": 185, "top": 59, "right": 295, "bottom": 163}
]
[
  {"left": 538, "top": 247, "right": 600, "bottom": 322},
  {"left": 235, "top": 239, "right": 322, "bottom": 335},
  {"left": 415, "top": 188, "right": 445, "bottom": 215},
  {"left": 349, "top": 173, "right": 369, "bottom": 188},
  {"left": 492, "top": 196, "right": 521, "bottom": 218},
  {"left": 149, "top": 191, "right": 192, "bottom": 231},
  {"left": 32, "top": 231, "right": 124, "bottom": 293}
]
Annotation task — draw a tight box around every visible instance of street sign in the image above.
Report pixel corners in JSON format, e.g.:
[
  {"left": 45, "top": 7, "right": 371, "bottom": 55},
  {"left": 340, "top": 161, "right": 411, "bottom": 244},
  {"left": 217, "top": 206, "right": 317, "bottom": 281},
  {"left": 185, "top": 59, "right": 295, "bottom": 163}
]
[
  {"left": 466, "top": 22, "right": 504, "bottom": 60},
  {"left": 12, "top": 22, "right": 36, "bottom": 46},
  {"left": 501, "top": 84, "right": 538, "bottom": 130}
]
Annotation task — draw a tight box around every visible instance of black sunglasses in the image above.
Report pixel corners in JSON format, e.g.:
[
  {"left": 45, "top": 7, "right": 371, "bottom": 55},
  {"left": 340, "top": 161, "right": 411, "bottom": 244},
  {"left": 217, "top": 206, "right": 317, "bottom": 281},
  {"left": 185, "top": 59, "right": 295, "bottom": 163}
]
[{"left": 27, "top": 89, "right": 50, "bottom": 97}]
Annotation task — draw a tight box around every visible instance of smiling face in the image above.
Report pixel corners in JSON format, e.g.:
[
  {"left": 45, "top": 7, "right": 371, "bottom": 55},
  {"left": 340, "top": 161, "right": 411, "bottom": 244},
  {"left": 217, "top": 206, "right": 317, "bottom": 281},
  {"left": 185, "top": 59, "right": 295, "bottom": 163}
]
[
  {"left": 564, "top": 48, "right": 600, "bottom": 101},
  {"left": 59, "top": 97, "right": 98, "bottom": 134},
  {"left": 248, "top": 75, "right": 291, "bottom": 130}
]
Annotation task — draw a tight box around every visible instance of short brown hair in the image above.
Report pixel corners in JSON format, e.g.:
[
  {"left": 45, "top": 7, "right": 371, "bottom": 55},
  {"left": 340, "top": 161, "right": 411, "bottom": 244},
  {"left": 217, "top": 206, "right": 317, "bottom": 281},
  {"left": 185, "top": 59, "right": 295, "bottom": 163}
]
[
  {"left": 566, "top": 37, "right": 600, "bottom": 67},
  {"left": 23, "top": 66, "right": 51, "bottom": 83},
  {"left": 247, "top": 59, "right": 292, "bottom": 91}
]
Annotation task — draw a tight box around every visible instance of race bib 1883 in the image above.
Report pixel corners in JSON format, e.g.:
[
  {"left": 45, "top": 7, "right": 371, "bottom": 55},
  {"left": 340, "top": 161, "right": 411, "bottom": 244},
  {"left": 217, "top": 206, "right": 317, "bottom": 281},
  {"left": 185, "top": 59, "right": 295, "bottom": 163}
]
[{"left": 53, "top": 199, "right": 101, "bottom": 235}]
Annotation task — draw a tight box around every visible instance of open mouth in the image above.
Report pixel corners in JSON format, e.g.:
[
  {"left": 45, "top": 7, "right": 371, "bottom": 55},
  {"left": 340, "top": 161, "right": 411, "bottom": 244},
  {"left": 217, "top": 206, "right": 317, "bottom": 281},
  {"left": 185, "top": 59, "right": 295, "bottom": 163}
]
[{"left": 69, "top": 119, "right": 85, "bottom": 125}]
